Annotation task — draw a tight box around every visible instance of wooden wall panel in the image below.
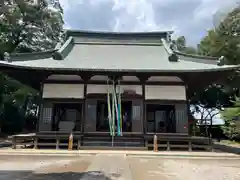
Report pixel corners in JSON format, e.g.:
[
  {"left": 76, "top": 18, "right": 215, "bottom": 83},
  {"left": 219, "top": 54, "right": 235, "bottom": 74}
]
[
  {"left": 175, "top": 103, "right": 188, "bottom": 133},
  {"left": 85, "top": 99, "right": 97, "bottom": 132},
  {"left": 39, "top": 102, "right": 53, "bottom": 131},
  {"left": 43, "top": 84, "right": 84, "bottom": 98},
  {"left": 145, "top": 85, "right": 186, "bottom": 100},
  {"left": 131, "top": 99, "right": 143, "bottom": 133}
]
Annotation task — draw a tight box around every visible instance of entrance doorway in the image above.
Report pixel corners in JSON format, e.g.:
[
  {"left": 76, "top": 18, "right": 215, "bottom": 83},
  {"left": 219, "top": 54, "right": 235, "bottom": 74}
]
[
  {"left": 146, "top": 104, "right": 175, "bottom": 133},
  {"left": 122, "top": 101, "right": 132, "bottom": 132},
  {"left": 96, "top": 100, "right": 132, "bottom": 132},
  {"left": 52, "top": 103, "right": 82, "bottom": 131}
]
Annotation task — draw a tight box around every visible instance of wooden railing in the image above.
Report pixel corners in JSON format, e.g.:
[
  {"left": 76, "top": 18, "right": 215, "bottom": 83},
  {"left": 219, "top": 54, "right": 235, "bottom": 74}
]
[
  {"left": 11, "top": 132, "right": 83, "bottom": 150},
  {"left": 146, "top": 133, "right": 212, "bottom": 151},
  {"left": 10, "top": 132, "right": 212, "bottom": 151}
]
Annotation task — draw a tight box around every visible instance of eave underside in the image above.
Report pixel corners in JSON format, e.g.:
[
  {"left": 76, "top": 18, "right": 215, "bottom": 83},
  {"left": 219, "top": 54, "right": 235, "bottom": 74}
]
[{"left": 1, "top": 67, "right": 235, "bottom": 95}]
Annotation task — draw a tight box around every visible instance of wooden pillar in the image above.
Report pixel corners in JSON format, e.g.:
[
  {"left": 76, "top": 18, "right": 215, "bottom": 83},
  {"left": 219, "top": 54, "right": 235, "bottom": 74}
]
[
  {"left": 56, "top": 138, "right": 60, "bottom": 149},
  {"left": 77, "top": 139, "right": 81, "bottom": 150},
  {"left": 188, "top": 140, "right": 192, "bottom": 151},
  {"left": 34, "top": 137, "right": 38, "bottom": 149},
  {"left": 138, "top": 75, "right": 148, "bottom": 148},
  {"left": 185, "top": 85, "right": 191, "bottom": 135},
  {"left": 12, "top": 136, "right": 16, "bottom": 149},
  {"left": 167, "top": 141, "right": 170, "bottom": 151},
  {"left": 37, "top": 73, "right": 51, "bottom": 132},
  {"left": 36, "top": 82, "right": 43, "bottom": 132},
  {"left": 138, "top": 75, "right": 148, "bottom": 134},
  {"left": 142, "top": 82, "right": 148, "bottom": 148},
  {"left": 142, "top": 83, "right": 146, "bottom": 134},
  {"left": 68, "top": 133, "right": 73, "bottom": 150},
  {"left": 153, "top": 134, "right": 158, "bottom": 152},
  {"left": 82, "top": 83, "right": 87, "bottom": 133},
  {"left": 81, "top": 76, "right": 88, "bottom": 146}
]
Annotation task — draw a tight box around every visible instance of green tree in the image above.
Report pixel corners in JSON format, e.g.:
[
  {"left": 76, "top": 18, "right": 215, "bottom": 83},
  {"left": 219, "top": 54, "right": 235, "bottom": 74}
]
[
  {"left": 172, "top": 36, "right": 198, "bottom": 54},
  {"left": 197, "top": 6, "right": 240, "bottom": 103},
  {"left": 198, "top": 6, "right": 240, "bottom": 65},
  {"left": 0, "top": 0, "right": 64, "bottom": 133},
  {"left": 197, "top": 30, "right": 222, "bottom": 56},
  {"left": 221, "top": 97, "right": 240, "bottom": 139},
  {"left": 0, "top": 0, "right": 63, "bottom": 56},
  {"left": 174, "top": 7, "right": 240, "bottom": 136}
]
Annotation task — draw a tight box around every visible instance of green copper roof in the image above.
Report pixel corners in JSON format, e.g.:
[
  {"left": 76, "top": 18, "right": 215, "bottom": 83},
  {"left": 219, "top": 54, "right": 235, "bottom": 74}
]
[{"left": 0, "top": 30, "right": 239, "bottom": 73}]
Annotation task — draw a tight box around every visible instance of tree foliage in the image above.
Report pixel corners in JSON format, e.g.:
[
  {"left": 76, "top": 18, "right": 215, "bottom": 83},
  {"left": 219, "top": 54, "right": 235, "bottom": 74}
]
[
  {"left": 194, "top": 6, "right": 240, "bottom": 106},
  {"left": 173, "top": 35, "right": 235, "bottom": 110},
  {"left": 174, "top": 7, "right": 240, "bottom": 137},
  {"left": 193, "top": 6, "right": 240, "bottom": 138},
  {"left": 0, "top": 0, "right": 64, "bottom": 133},
  {"left": 172, "top": 36, "right": 198, "bottom": 54},
  {"left": 221, "top": 97, "right": 240, "bottom": 139},
  {"left": 0, "top": 0, "right": 63, "bottom": 56},
  {"left": 198, "top": 6, "right": 240, "bottom": 65},
  {"left": 190, "top": 84, "right": 234, "bottom": 109},
  {"left": 199, "top": 6, "right": 240, "bottom": 98}
]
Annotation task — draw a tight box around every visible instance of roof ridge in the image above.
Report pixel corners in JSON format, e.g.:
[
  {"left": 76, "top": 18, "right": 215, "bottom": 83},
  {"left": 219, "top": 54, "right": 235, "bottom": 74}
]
[
  {"left": 74, "top": 42, "right": 163, "bottom": 46},
  {"left": 66, "top": 29, "right": 173, "bottom": 37}
]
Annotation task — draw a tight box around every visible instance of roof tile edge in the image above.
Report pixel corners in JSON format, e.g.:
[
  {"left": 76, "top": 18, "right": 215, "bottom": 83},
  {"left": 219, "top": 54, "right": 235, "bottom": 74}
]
[{"left": 5, "top": 50, "right": 56, "bottom": 62}]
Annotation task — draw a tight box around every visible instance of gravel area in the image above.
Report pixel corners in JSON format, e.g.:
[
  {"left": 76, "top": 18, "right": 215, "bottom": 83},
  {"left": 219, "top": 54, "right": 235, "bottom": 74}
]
[
  {"left": 0, "top": 154, "right": 239, "bottom": 180},
  {"left": 128, "top": 157, "right": 240, "bottom": 180}
]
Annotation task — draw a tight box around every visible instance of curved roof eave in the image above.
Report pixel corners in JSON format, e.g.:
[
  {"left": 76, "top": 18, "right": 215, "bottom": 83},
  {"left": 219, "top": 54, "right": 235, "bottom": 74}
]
[
  {"left": 0, "top": 61, "right": 239, "bottom": 73},
  {"left": 174, "top": 51, "right": 218, "bottom": 60}
]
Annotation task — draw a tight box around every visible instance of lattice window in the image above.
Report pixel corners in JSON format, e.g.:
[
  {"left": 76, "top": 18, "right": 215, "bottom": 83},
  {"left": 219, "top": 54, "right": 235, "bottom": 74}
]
[{"left": 43, "top": 107, "right": 52, "bottom": 124}]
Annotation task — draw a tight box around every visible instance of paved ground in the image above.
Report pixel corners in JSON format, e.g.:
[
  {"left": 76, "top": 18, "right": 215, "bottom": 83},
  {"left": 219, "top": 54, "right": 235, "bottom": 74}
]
[
  {"left": 1, "top": 148, "right": 240, "bottom": 157},
  {"left": 0, "top": 154, "right": 240, "bottom": 180}
]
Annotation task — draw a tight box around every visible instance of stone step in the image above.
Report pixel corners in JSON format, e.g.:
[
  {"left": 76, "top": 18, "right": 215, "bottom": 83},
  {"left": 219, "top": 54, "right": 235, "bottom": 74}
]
[{"left": 83, "top": 141, "right": 145, "bottom": 147}]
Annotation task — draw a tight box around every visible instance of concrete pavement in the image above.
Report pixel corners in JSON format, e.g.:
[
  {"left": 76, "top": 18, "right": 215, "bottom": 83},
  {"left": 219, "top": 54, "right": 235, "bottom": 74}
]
[
  {"left": 0, "top": 149, "right": 239, "bottom": 159},
  {"left": 80, "top": 154, "right": 132, "bottom": 180},
  {"left": 0, "top": 154, "right": 239, "bottom": 180}
]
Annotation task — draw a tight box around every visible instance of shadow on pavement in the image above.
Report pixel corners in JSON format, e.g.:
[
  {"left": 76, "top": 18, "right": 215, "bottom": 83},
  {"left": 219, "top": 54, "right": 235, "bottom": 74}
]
[
  {"left": 0, "top": 170, "right": 120, "bottom": 180},
  {"left": 213, "top": 144, "right": 240, "bottom": 155},
  {"left": 0, "top": 142, "right": 11, "bottom": 148}
]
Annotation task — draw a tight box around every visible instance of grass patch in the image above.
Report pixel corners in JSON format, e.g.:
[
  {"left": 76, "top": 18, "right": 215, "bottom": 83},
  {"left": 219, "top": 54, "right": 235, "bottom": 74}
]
[{"left": 220, "top": 140, "right": 240, "bottom": 147}]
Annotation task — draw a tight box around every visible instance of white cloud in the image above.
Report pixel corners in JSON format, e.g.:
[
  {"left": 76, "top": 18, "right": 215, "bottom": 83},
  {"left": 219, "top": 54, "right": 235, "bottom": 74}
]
[
  {"left": 59, "top": 0, "right": 240, "bottom": 45},
  {"left": 112, "top": 0, "right": 175, "bottom": 32},
  {"left": 194, "top": 0, "right": 239, "bottom": 28}
]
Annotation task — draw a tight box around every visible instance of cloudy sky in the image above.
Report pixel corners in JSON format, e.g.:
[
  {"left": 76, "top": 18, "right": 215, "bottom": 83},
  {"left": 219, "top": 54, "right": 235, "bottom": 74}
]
[{"left": 59, "top": 0, "right": 239, "bottom": 46}]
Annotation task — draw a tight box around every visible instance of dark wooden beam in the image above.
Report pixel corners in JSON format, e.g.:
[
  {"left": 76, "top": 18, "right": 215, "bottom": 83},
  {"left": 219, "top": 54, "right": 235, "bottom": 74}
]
[
  {"left": 145, "top": 100, "right": 187, "bottom": 104},
  {"left": 36, "top": 82, "right": 44, "bottom": 132},
  {"left": 142, "top": 82, "right": 146, "bottom": 134},
  {"left": 43, "top": 98, "right": 84, "bottom": 103},
  {"left": 44, "top": 79, "right": 185, "bottom": 86}
]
